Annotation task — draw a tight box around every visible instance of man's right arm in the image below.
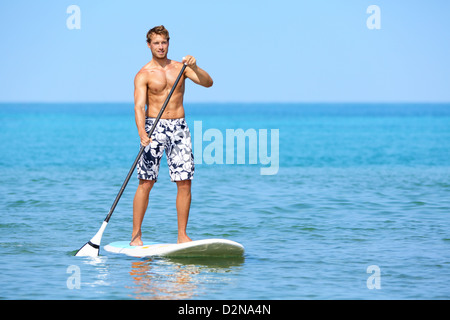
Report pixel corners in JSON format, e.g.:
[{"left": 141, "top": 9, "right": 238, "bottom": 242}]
[{"left": 134, "top": 72, "right": 151, "bottom": 146}]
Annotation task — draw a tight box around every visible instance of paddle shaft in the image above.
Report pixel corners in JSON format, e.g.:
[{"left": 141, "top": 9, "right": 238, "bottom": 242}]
[{"left": 104, "top": 63, "right": 187, "bottom": 223}]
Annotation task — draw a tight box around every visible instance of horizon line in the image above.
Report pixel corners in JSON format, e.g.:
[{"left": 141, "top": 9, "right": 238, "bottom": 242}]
[{"left": 1, "top": 101, "right": 450, "bottom": 105}]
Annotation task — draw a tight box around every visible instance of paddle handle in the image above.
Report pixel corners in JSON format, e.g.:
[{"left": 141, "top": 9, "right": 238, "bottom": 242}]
[{"left": 104, "top": 63, "right": 187, "bottom": 223}]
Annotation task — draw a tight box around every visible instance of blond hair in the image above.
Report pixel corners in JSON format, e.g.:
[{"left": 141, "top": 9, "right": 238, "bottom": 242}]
[{"left": 146, "top": 25, "right": 170, "bottom": 43}]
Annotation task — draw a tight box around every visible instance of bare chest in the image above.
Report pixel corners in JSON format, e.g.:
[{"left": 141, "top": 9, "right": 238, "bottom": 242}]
[{"left": 147, "top": 69, "right": 180, "bottom": 95}]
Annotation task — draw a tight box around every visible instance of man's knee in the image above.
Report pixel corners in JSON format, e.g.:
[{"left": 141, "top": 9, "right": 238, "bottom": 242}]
[
  {"left": 138, "top": 179, "right": 155, "bottom": 193},
  {"left": 176, "top": 180, "right": 191, "bottom": 192}
]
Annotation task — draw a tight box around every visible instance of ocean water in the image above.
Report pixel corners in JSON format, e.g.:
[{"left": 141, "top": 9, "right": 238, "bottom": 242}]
[{"left": 0, "top": 102, "right": 449, "bottom": 300}]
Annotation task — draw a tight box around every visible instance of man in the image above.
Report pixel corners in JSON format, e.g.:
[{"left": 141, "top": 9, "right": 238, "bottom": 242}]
[{"left": 130, "top": 25, "right": 213, "bottom": 246}]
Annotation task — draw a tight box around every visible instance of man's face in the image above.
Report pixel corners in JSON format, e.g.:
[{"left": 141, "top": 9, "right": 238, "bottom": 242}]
[{"left": 148, "top": 34, "right": 169, "bottom": 59}]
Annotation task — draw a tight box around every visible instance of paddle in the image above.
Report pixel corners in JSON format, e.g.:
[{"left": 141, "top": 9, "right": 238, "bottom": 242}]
[{"left": 75, "top": 63, "right": 187, "bottom": 257}]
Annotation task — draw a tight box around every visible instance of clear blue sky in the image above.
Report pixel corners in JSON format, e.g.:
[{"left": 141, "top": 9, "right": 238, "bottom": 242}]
[{"left": 0, "top": 0, "right": 449, "bottom": 103}]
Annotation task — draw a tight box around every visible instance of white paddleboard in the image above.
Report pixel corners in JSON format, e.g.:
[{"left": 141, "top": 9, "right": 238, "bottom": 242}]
[{"left": 104, "top": 239, "right": 244, "bottom": 258}]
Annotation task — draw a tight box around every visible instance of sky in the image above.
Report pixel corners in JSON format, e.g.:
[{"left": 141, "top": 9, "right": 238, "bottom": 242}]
[{"left": 0, "top": 0, "right": 449, "bottom": 103}]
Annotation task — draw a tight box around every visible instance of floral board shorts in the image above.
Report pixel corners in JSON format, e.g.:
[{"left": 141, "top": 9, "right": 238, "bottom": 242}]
[{"left": 137, "top": 117, "right": 195, "bottom": 182}]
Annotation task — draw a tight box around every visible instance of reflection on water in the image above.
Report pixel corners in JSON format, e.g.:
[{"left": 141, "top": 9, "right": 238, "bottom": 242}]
[
  {"left": 81, "top": 256, "right": 112, "bottom": 288},
  {"left": 127, "top": 257, "right": 245, "bottom": 300}
]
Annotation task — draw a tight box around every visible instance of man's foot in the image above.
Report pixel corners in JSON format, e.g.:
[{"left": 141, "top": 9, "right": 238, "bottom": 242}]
[
  {"left": 177, "top": 234, "right": 192, "bottom": 244},
  {"left": 130, "top": 231, "right": 143, "bottom": 246}
]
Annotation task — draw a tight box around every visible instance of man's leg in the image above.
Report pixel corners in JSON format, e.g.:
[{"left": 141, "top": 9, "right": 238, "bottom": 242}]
[
  {"left": 176, "top": 180, "right": 192, "bottom": 243},
  {"left": 130, "top": 179, "right": 155, "bottom": 246}
]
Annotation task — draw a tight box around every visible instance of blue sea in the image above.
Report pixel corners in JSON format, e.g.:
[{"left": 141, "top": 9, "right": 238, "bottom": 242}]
[{"left": 1, "top": 102, "right": 449, "bottom": 300}]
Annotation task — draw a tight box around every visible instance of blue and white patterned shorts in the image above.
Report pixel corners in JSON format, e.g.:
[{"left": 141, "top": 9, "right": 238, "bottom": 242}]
[{"left": 137, "top": 118, "right": 194, "bottom": 182}]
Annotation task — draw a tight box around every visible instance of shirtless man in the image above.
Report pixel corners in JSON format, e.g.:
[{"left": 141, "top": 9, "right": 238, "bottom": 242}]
[{"left": 131, "top": 25, "right": 213, "bottom": 246}]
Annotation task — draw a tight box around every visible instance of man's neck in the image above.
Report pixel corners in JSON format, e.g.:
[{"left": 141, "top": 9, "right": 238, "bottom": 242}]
[{"left": 151, "top": 57, "right": 170, "bottom": 68}]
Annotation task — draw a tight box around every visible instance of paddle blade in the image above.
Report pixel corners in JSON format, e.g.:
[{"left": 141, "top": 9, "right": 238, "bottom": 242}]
[
  {"left": 74, "top": 221, "right": 108, "bottom": 257},
  {"left": 75, "top": 241, "right": 100, "bottom": 257}
]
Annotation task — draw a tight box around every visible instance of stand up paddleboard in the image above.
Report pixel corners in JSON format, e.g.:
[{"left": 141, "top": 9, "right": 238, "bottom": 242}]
[{"left": 104, "top": 239, "right": 244, "bottom": 258}]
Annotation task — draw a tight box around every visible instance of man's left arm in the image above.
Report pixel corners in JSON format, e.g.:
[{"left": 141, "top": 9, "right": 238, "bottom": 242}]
[{"left": 182, "top": 55, "right": 213, "bottom": 88}]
